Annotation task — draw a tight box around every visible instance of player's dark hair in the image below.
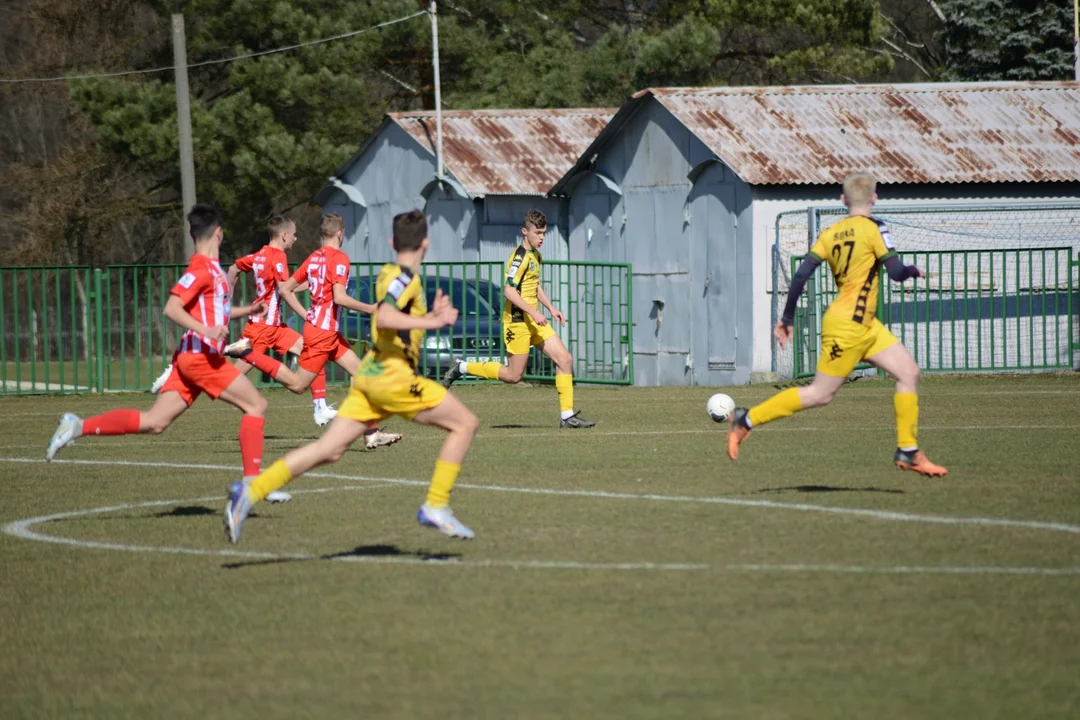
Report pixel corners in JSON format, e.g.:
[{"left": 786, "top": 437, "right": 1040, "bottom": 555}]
[
  {"left": 267, "top": 214, "right": 294, "bottom": 238},
  {"left": 187, "top": 203, "right": 224, "bottom": 242},
  {"left": 523, "top": 209, "right": 547, "bottom": 230},
  {"left": 392, "top": 210, "right": 427, "bottom": 251}
]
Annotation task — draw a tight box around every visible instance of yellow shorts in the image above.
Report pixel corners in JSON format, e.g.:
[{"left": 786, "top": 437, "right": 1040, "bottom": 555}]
[
  {"left": 817, "top": 317, "right": 899, "bottom": 378},
  {"left": 338, "top": 356, "right": 447, "bottom": 423},
  {"left": 503, "top": 318, "right": 556, "bottom": 356}
]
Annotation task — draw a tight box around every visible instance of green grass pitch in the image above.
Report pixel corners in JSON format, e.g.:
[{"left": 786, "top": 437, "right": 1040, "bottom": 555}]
[{"left": 2, "top": 375, "right": 1079, "bottom": 719}]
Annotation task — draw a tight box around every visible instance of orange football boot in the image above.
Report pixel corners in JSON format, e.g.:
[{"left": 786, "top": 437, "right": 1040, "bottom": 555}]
[
  {"left": 894, "top": 449, "right": 948, "bottom": 477},
  {"left": 726, "top": 408, "right": 751, "bottom": 461}
]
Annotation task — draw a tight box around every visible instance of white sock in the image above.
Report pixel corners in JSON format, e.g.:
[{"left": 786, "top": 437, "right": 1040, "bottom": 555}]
[
  {"left": 458, "top": 360, "right": 468, "bottom": 374},
  {"left": 560, "top": 409, "right": 575, "bottom": 421},
  {"left": 314, "top": 399, "right": 327, "bottom": 412},
  {"left": 899, "top": 446, "right": 917, "bottom": 453}
]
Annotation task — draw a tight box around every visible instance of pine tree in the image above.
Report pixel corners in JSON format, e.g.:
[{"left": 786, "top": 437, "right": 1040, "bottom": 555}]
[{"left": 940, "top": 0, "right": 1074, "bottom": 81}]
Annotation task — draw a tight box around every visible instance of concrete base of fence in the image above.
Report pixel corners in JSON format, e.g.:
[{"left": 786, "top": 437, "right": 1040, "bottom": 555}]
[{"left": 749, "top": 371, "right": 783, "bottom": 384}]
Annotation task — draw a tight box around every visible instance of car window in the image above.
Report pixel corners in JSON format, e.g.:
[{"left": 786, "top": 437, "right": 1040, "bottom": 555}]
[{"left": 423, "top": 277, "right": 495, "bottom": 316}]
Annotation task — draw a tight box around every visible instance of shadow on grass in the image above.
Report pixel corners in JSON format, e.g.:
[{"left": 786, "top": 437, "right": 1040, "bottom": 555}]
[
  {"left": 155, "top": 505, "right": 217, "bottom": 518},
  {"left": 758, "top": 485, "right": 904, "bottom": 495},
  {"left": 489, "top": 424, "right": 536, "bottom": 429},
  {"left": 221, "top": 543, "right": 462, "bottom": 570}
]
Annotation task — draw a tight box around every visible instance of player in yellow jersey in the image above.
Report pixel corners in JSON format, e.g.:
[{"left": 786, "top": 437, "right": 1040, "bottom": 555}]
[
  {"left": 727, "top": 172, "right": 947, "bottom": 476},
  {"left": 441, "top": 209, "right": 596, "bottom": 429},
  {"left": 225, "top": 210, "right": 481, "bottom": 542}
]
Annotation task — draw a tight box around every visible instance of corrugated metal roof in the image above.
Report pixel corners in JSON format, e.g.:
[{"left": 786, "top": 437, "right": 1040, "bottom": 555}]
[
  {"left": 390, "top": 108, "right": 615, "bottom": 195},
  {"left": 637, "top": 82, "right": 1080, "bottom": 185}
]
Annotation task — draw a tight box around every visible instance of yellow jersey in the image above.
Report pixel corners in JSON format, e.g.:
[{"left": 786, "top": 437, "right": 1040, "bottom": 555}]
[
  {"left": 369, "top": 263, "right": 426, "bottom": 369},
  {"left": 808, "top": 215, "right": 897, "bottom": 326},
  {"left": 503, "top": 245, "right": 542, "bottom": 323}
]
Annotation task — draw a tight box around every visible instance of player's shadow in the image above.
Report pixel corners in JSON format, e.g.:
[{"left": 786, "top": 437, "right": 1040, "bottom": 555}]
[
  {"left": 489, "top": 423, "right": 537, "bottom": 429},
  {"left": 221, "top": 543, "right": 461, "bottom": 570},
  {"left": 155, "top": 505, "right": 217, "bottom": 518},
  {"left": 758, "top": 485, "right": 903, "bottom": 494}
]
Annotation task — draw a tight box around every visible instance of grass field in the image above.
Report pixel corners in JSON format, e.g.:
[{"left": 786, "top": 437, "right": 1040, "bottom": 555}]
[{"left": 2, "top": 375, "right": 1080, "bottom": 719}]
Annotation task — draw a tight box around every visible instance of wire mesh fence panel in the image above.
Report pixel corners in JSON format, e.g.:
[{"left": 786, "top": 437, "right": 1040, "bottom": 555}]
[
  {"left": 0, "top": 261, "right": 634, "bottom": 394},
  {"left": 0, "top": 267, "right": 94, "bottom": 394},
  {"left": 774, "top": 202, "right": 1080, "bottom": 379},
  {"left": 787, "top": 247, "right": 1077, "bottom": 379}
]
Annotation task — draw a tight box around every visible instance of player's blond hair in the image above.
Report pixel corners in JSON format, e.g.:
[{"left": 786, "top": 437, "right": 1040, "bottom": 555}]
[
  {"left": 267, "top": 214, "right": 294, "bottom": 239},
  {"left": 319, "top": 213, "right": 344, "bottom": 239},
  {"left": 842, "top": 172, "right": 877, "bottom": 207}
]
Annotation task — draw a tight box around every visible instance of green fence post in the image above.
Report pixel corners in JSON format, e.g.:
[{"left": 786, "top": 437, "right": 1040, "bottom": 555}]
[{"left": 93, "top": 269, "right": 105, "bottom": 394}]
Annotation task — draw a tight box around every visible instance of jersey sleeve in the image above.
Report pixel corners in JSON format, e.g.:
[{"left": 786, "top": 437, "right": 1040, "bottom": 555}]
[
  {"left": 871, "top": 218, "right": 898, "bottom": 260},
  {"left": 327, "top": 252, "right": 350, "bottom": 286},
  {"left": 505, "top": 247, "right": 529, "bottom": 288},
  {"left": 170, "top": 267, "right": 209, "bottom": 304},
  {"left": 234, "top": 253, "right": 255, "bottom": 273},
  {"left": 807, "top": 232, "right": 828, "bottom": 263},
  {"left": 381, "top": 268, "right": 420, "bottom": 310}
]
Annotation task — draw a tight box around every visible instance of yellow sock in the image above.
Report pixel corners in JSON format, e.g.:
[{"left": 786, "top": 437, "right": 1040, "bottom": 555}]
[
  {"left": 425, "top": 459, "right": 461, "bottom": 508},
  {"left": 555, "top": 373, "right": 574, "bottom": 414},
  {"left": 747, "top": 387, "right": 803, "bottom": 428},
  {"left": 248, "top": 459, "right": 293, "bottom": 503},
  {"left": 894, "top": 392, "right": 919, "bottom": 450},
  {"left": 466, "top": 361, "right": 502, "bottom": 380}
]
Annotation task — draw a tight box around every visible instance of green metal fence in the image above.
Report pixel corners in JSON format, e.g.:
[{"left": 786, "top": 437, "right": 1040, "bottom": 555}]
[
  {"left": 0, "top": 260, "right": 633, "bottom": 394},
  {"left": 789, "top": 247, "right": 1078, "bottom": 378}
]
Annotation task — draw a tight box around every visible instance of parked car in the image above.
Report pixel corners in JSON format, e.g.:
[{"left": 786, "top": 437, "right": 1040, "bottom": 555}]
[{"left": 338, "top": 274, "right": 508, "bottom": 378}]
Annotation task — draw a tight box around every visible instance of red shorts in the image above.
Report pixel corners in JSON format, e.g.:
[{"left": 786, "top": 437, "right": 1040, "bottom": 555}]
[
  {"left": 161, "top": 352, "right": 242, "bottom": 406},
  {"left": 243, "top": 323, "right": 302, "bottom": 355},
  {"left": 299, "top": 323, "right": 351, "bottom": 373}
]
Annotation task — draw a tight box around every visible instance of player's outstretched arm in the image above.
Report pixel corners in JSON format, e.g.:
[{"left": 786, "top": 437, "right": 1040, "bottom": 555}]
[
  {"left": 776, "top": 255, "right": 822, "bottom": 349},
  {"left": 536, "top": 285, "right": 565, "bottom": 326},
  {"left": 226, "top": 263, "right": 243, "bottom": 288},
  {"left": 883, "top": 255, "right": 923, "bottom": 283},
  {"left": 163, "top": 295, "right": 227, "bottom": 341},
  {"left": 503, "top": 284, "right": 547, "bottom": 326},
  {"left": 376, "top": 289, "right": 458, "bottom": 331},
  {"left": 230, "top": 300, "right": 265, "bottom": 319},
  {"left": 277, "top": 277, "right": 310, "bottom": 318},
  {"left": 332, "top": 283, "right": 376, "bottom": 315}
]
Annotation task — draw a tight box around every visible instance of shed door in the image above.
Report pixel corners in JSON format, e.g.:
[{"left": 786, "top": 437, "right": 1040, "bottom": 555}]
[{"left": 689, "top": 165, "right": 736, "bottom": 380}]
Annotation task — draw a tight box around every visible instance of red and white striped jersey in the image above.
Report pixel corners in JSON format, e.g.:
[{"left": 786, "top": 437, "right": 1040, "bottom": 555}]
[
  {"left": 293, "top": 246, "right": 350, "bottom": 333},
  {"left": 171, "top": 254, "right": 231, "bottom": 355},
  {"left": 234, "top": 245, "right": 288, "bottom": 326}
]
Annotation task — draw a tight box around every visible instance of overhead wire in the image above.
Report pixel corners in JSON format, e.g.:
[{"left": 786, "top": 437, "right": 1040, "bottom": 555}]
[{"left": 0, "top": 10, "right": 427, "bottom": 84}]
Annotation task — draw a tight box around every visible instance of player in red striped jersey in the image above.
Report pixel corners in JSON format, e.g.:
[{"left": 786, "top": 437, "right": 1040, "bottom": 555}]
[
  {"left": 228, "top": 215, "right": 335, "bottom": 426},
  {"left": 228, "top": 213, "right": 402, "bottom": 449},
  {"left": 46, "top": 204, "right": 291, "bottom": 499}
]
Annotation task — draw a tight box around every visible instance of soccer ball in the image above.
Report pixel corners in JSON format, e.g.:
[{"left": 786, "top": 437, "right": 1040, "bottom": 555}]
[{"left": 706, "top": 393, "right": 735, "bottom": 423}]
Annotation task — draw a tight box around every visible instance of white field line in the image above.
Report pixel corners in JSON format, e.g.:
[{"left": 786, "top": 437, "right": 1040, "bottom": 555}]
[
  {"left": 0, "top": 387, "right": 1078, "bottom": 419},
  {"left": 1, "top": 468, "right": 1076, "bottom": 576},
  {"left": 0, "top": 489, "right": 706, "bottom": 573},
  {"left": 0, "top": 423, "right": 1077, "bottom": 450},
  {"left": 4, "top": 456, "right": 1080, "bottom": 536}
]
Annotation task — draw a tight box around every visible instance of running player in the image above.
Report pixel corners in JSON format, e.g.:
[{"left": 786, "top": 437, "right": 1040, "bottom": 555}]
[
  {"left": 228, "top": 213, "right": 402, "bottom": 450},
  {"left": 45, "top": 204, "right": 292, "bottom": 500},
  {"left": 441, "top": 209, "right": 595, "bottom": 429},
  {"left": 151, "top": 214, "right": 335, "bottom": 426},
  {"left": 225, "top": 210, "right": 479, "bottom": 543},
  {"left": 726, "top": 172, "right": 947, "bottom": 476}
]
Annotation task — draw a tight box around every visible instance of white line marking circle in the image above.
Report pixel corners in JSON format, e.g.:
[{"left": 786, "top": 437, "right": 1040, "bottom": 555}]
[{"left": 3, "top": 457, "right": 1080, "bottom": 576}]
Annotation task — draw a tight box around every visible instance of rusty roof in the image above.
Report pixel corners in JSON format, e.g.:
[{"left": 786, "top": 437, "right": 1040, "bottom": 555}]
[
  {"left": 636, "top": 82, "right": 1080, "bottom": 185},
  {"left": 389, "top": 108, "right": 615, "bottom": 195}
]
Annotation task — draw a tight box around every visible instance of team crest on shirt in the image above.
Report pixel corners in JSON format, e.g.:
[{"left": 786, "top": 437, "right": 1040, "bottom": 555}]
[
  {"left": 178, "top": 273, "right": 196, "bottom": 288},
  {"left": 276, "top": 263, "right": 284, "bottom": 273},
  {"left": 336, "top": 264, "right": 347, "bottom": 276},
  {"left": 529, "top": 260, "right": 537, "bottom": 273}
]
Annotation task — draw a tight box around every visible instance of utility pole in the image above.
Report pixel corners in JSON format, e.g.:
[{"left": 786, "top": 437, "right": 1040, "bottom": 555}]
[
  {"left": 430, "top": 1, "right": 444, "bottom": 182},
  {"left": 1074, "top": 0, "right": 1079, "bottom": 81},
  {"left": 172, "top": 7, "right": 197, "bottom": 258}
]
